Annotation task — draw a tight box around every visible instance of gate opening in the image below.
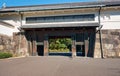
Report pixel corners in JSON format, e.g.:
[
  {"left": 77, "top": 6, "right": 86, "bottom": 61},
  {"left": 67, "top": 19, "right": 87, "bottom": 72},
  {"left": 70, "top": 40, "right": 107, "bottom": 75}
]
[
  {"left": 37, "top": 45, "right": 44, "bottom": 56},
  {"left": 48, "top": 36, "right": 72, "bottom": 56},
  {"left": 76, "top": 45, "right": 85, "bottom": 56}
]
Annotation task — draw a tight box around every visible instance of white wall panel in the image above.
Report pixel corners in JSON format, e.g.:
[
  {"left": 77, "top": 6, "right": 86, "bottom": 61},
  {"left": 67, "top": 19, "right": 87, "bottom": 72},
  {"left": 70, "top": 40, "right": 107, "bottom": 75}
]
[{"left": 0, "top": 24, "right": 13, "bottom": 36}]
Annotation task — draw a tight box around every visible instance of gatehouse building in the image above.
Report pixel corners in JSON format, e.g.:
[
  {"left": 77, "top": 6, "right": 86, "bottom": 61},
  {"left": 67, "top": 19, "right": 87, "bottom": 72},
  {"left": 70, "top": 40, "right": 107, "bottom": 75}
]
[{"left": 0, "top": 0, "right": 120, "bottom": 58}]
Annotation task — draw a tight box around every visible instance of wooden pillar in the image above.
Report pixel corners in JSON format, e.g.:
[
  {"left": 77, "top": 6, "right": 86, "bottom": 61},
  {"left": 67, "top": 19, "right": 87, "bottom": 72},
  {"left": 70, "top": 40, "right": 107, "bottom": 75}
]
[
  {"left": 84, "top": 30, "right": 89, "bottom": 57},
  {"left": 85, "top": 40, "right": 89, "bottom": 57},
  {"left": 27, "top": 31, "right": 33, "bottom": 56},
  {"left": 32, "top": 40, "right": 37, "bottom": 56},
  {"left": 44, "top": 35, "right": 48, "bottom": 56},
  {"left": 28, "top": 40, "right": 32, "bottom": 56},
  {"left": 32, "top": 30, "right": 37, "bottom": 56},
  {"left": 72, "top": 35, "right": 76, "bottom": 57}
]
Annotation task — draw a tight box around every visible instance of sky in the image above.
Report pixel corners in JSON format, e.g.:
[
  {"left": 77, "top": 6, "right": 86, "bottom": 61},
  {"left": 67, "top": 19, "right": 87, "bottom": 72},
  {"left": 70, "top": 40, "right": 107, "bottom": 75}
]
[{"left": 0, "top": 0, "right": 97, "bottom": 8}]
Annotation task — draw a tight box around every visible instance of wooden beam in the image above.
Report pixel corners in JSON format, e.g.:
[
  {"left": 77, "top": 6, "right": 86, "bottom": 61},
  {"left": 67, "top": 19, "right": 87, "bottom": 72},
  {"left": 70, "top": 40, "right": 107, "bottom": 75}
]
[
  {"left": 76, "top": 42, "right": 84, "bottom": 45},
  {"left": 36, "top": 42, "right": 44, "bottom": 45}
]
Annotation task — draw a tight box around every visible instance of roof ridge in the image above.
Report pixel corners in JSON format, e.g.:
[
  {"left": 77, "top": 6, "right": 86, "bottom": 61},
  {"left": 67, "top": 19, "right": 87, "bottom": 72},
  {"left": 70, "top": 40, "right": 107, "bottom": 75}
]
[
  {"left": 4, "top": 0, "right": 120, "bottom": 9},
  {"left": 0, "top": 0, "right": 120, "bottom": 12},
  {"left": 5, "top": 1, "right": 96, "bottom": 8}
]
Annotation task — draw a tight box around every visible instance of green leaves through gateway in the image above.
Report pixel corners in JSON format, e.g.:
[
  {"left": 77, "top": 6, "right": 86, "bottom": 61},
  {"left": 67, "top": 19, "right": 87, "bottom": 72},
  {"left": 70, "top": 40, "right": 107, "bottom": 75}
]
[{"left": 49, "top": 38, "right": 72, "bottom": 53}]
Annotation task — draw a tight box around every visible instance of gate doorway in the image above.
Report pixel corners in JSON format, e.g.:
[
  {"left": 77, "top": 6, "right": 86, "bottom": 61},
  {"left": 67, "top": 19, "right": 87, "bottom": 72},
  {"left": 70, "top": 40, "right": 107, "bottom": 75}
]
[
  {"left": 76, "top": 33, "right": 86, "bottom": 57},
  {"left": 37, "top": 45, "right": 44, "bottom": 56},
  {"left": 76, "top": 45, "right": 85, "bottom": 56},
  {"left": 48, "top": 36, "right": 72, "bottom": 56},
  {"left": 25, "top": 27, "right": 96, "bottom": 57}
]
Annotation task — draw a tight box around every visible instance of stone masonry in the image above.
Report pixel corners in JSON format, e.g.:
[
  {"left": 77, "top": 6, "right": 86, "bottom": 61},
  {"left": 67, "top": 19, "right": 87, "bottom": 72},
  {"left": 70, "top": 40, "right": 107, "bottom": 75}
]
[
  {"left": 0, "top": 29, "right": 120, "bottom": 58},
  {"left": 94, "top": 30, "right": 120, "bottom": 58},
  {"left": 0, "top": 33, "right": 28, "bottom": 56},
  {"left": 0, "top": 34, "right": 13, "bottom": 53},
  {"left": 13, "top": 32, "right": 28, "bottom": 56}
]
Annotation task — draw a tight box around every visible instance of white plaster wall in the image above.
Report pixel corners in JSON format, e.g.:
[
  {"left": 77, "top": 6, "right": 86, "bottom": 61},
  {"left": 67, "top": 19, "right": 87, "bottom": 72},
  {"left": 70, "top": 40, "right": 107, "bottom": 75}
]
[
  {"left": 0, "top": 14, "right": 20, "bottom": 36},
  {"left": 22, "top": 12, "right": 98, "bottom": 25},
  {"left": 0, "top": 15, "right": 21, "bottom": 26},
  {"left": 21, "top": 10, "right": 120, "bottom": 29},
  {"left": 0, "top": 9, "right": 120, "bottom": 36},
  {"left": 100, "top": 11, "right": 120, "bottom": 29},
  {"left": 0, "top": 24, "right": 13, "bottom": 36}
]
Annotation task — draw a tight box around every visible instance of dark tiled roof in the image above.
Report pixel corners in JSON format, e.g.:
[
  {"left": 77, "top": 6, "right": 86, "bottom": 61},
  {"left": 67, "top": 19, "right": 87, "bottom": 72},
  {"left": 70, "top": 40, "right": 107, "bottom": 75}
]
[{"left": 0, "top": 0, "right": 120, "bottom": 12}]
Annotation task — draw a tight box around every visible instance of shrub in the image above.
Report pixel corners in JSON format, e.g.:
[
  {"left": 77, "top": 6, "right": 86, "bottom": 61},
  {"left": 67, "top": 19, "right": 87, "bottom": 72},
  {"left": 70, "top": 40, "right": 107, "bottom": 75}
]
[
  {"left": 0, "top": 52, "right": 13, "bottom": 59},
  {"left": 49, "top": 49, "right": 70, "bottom": 53},
  {"left": 49, "top": 38, "right": 72, "bottom": 50}
]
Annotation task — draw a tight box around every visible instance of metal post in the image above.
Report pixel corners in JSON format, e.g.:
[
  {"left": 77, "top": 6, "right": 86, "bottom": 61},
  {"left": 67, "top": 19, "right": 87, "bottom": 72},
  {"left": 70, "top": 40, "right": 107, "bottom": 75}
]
[{"left": 98, "top": 6, "right": 104, "bottom": 58}]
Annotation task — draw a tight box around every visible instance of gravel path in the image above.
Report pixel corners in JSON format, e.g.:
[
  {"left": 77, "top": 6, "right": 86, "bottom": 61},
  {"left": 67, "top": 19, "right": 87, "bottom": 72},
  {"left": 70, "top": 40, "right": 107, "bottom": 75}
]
[{"left": 0, "top": 56, "right": 120, "bottom": 76}]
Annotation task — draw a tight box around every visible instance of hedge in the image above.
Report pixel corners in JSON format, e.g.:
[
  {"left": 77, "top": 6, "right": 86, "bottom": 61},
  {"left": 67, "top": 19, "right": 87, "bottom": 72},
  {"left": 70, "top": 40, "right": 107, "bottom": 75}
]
[
  {"left": 0, "top": 52, "right": 13, "bottom": 59},
  {"left": 49, "top": 49, "right": 70, "bottom": 53}
]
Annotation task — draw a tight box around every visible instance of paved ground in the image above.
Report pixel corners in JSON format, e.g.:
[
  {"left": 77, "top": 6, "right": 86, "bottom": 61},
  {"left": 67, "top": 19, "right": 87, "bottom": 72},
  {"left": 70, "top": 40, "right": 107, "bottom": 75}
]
[{"left": 0, "top": 56, "right": 120, "bottom": 76}]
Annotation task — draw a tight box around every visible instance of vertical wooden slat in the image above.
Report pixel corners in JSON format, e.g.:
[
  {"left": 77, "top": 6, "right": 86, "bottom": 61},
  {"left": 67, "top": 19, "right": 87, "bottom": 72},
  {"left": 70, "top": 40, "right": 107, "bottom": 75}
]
[
  {"left": 29, "top": 39, "right": 32, "bottom": 56},
  {"left": 28, "top": 41, "right": 31, "bottom": 55},
  {"left": 85, "top": 40, "right": 89, "bottom": 57},
  {"left": 27, "top": 31, "right": 33, "bottom": 56},
  {"left": 72, "top": 35, "right": 76, "bottom": 57},
  {"left": 32, "top": 30, "right": 37, "bottom": 56},
  {"left": 32, "top": 41, "right": 36, "bottom": 56},
  {"left": 44, "top": 35, "right": 48, "bottom": 56}
]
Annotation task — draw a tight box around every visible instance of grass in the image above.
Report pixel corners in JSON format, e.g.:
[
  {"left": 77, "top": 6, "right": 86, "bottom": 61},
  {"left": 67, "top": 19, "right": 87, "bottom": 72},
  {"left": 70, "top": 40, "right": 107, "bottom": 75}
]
[{"left": 0, "top": 52, "right": 13, "bottom": 59}]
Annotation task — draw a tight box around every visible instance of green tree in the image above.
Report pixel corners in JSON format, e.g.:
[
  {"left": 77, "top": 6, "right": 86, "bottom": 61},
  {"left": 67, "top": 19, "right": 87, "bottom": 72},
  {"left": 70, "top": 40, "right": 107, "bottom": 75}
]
[{"left": 49, "top": 38, "right": 72, "bottom": 52}]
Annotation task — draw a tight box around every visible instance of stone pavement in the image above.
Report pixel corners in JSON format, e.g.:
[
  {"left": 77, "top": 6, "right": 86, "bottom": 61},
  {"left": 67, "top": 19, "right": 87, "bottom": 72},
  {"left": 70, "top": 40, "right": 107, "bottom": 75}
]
[{"left": 0, "top": 56, "right": 120, "bottom": 76}]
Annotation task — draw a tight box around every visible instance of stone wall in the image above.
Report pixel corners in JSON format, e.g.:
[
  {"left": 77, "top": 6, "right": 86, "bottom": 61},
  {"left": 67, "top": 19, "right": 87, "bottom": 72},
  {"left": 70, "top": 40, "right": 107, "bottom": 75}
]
[
  {"left": 0, "top": 33, "right": 28, "bottom": 56},
  {"left": 0, "top": 34, "right": 13, "bottom": 53},
  {"left": 94, "top": 30, "right": 120, "bottom": 58},
  {"left": 13, "top": 32, "right": 28, "bottom": 56},
  {"left": 1, "top": 30, "right": 120, "bottom": 58}
]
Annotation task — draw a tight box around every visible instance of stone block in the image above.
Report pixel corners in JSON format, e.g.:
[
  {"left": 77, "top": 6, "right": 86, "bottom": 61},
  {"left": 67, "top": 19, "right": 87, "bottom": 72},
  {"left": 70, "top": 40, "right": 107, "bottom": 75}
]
[
  {"left": 0, "top": 45, "right": 4, "bottom": 50},
  {"left": 95, "top": 43, "right": 100, "bottom": 49},
  {"left": 107, "top": 52, "right": 116, "bottom": 57},
  {"left": 101, "top": 34, "right": 107, "bottom": 39},
  {"left": 95, "top": 38, "right": 100, "bottom": 42},
  {"left": 119, "top": 52, "right": 120, "bottom": 57},
  {"left": 18, "top": 48, "right": 28, "bottom": 56},
  {"left": 111, "top": 32, "right": 120, "bottom": 35},
  {"left": 94, "top": 49, "right": 101, "bottom": 58},
  {"left": 101, "top": 30, "right": 108, "bottom": 34},
  {"left": 96, "top": 34, "right": 99, "bottom": 38},
  {"left": 104, "top": 44, "right": 113, "bottom": 50}
]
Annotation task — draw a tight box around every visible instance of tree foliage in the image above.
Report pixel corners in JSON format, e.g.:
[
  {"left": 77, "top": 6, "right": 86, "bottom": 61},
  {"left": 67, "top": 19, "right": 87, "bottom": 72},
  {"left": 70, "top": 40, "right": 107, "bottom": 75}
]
[{"left": 49, "top": 38, "right": 72, "bottom": 52}]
